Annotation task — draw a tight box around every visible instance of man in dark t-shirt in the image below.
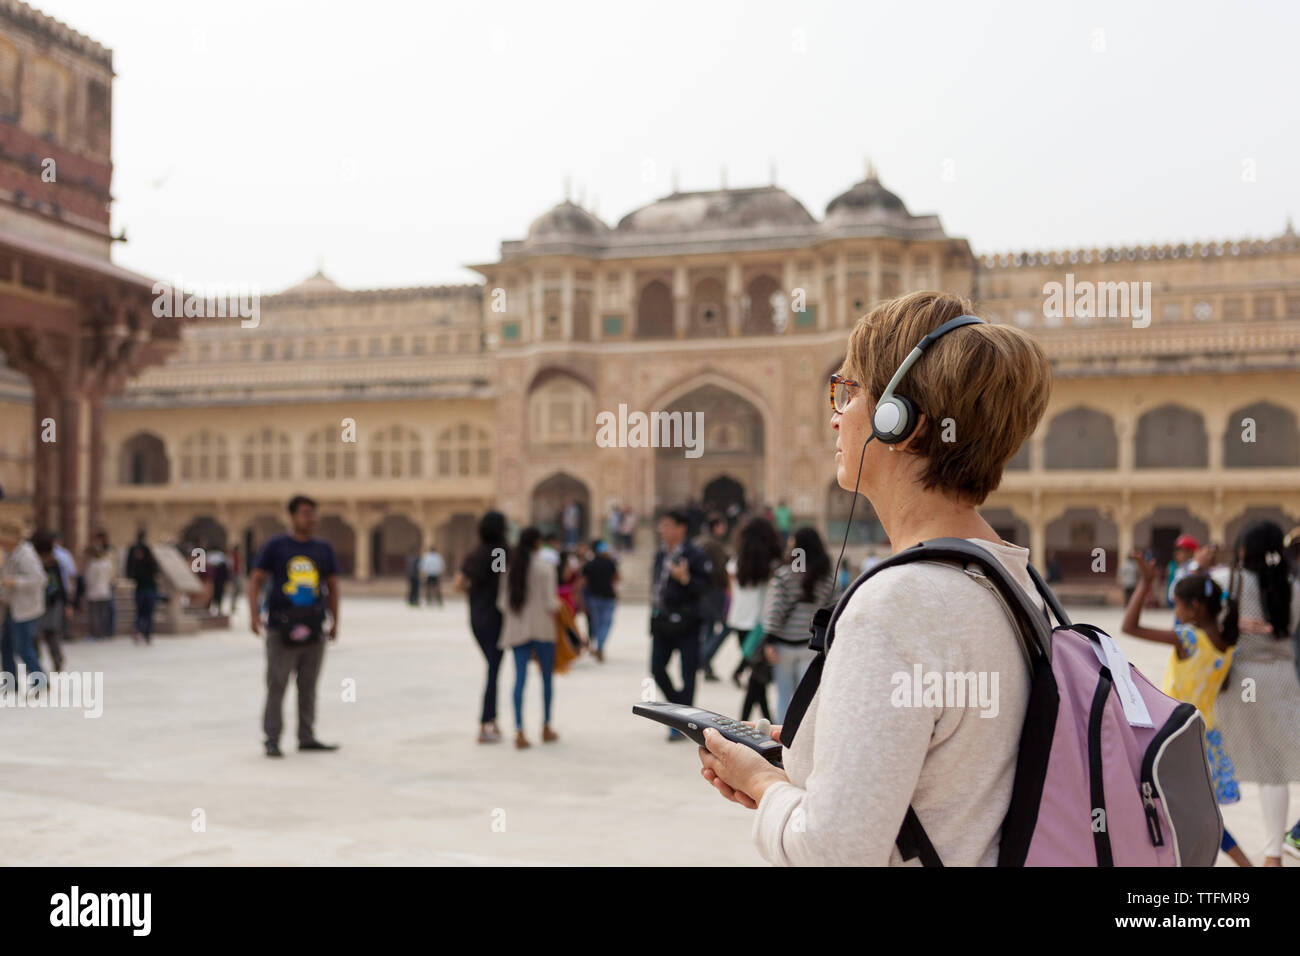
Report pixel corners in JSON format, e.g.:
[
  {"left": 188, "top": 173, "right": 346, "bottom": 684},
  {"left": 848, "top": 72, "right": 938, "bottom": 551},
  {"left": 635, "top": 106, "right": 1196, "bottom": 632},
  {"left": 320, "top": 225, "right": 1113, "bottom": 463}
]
[
  {"left": 580, "top": 541, "right": 619, "bottom": 662},
  {"left": 249, "top": 494, "right": 340, "bottom": 758}
]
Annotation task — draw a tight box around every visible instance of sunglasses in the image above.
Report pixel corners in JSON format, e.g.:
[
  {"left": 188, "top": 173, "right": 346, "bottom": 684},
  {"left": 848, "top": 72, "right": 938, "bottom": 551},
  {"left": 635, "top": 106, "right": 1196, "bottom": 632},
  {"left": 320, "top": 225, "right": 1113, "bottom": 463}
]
[{"left": 829, "top": 373, "right": 861, "bottom": 414}]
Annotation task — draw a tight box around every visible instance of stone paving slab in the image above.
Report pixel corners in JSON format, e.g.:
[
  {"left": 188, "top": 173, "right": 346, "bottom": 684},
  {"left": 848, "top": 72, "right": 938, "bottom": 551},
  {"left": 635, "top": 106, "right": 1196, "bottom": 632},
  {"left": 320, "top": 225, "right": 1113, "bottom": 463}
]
[{"left": 0, "top": 598, "right": 1293, "bottom": 866}]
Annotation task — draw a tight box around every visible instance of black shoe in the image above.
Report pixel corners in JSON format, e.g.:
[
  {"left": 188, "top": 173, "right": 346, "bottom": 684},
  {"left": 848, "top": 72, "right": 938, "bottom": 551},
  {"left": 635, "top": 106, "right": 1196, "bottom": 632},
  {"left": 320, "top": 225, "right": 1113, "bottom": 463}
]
[
  {"left": 265, "top": 741, "right": 282, "bottom": 758},
  {"left": 299, "top": 740, "right": 339, "bottom": 752},
  {"left": 702, "top": 666, "right": 720, "bottom": 683}
]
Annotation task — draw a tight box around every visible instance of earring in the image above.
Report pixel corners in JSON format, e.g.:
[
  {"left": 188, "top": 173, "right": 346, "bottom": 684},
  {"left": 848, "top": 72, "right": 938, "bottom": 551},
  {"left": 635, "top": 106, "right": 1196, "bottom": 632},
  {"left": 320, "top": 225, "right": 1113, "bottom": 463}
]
[{"left": 888, "top": 445, "right": 896, "bottom": 453}]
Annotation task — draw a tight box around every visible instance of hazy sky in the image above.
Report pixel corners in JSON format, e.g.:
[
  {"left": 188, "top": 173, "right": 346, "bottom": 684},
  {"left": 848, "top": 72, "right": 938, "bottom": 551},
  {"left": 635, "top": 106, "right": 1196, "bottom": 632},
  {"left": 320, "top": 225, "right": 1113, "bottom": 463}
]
[{"left": 32, "top": 0, "right": 1300, "bottom": 292}]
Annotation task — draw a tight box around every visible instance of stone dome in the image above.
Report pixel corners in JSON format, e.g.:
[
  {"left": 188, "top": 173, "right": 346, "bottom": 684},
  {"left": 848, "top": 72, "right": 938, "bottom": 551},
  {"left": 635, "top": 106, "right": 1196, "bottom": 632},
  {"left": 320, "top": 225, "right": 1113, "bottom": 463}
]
[
  {"left": 281, "top": 269, "right": 343, "bottom": 296},
  {"left": 616, "top": 186, "right": 816, "bottom": 234},
  {"left": 526, "top": 200, "right": 610, "bottom": 244},
  {"left": 824, "top": 167, "right": 910, "bottom": 225}
]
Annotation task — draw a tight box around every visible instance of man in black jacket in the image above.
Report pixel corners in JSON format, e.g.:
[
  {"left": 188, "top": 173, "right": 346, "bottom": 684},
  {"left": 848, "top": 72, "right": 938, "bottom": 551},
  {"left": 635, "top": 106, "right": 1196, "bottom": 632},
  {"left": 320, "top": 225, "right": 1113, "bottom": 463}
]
[{"left": 649, "top": 508, "right": 713, "bottom": 740}]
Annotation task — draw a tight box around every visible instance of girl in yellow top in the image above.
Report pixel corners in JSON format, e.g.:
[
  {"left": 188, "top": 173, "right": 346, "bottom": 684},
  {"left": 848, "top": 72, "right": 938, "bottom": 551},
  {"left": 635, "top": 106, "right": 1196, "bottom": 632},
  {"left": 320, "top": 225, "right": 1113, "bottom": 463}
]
[{"left": 1122, "top": 554, "right": 1247, "bottom": 865}]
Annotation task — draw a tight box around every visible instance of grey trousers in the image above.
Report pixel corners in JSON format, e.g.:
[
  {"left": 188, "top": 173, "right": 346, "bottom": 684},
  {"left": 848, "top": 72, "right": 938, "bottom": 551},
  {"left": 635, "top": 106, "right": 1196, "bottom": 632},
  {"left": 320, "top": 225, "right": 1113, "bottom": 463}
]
[{"left": 263, "top": 636, "right": 326, "bottom": 745}]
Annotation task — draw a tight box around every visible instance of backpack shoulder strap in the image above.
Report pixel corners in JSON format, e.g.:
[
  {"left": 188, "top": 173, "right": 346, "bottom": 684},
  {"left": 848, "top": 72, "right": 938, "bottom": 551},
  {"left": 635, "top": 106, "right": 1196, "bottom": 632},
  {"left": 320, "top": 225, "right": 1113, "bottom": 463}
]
[{"left": 778, "top": 537, "right": 1066, "bottom": 866}]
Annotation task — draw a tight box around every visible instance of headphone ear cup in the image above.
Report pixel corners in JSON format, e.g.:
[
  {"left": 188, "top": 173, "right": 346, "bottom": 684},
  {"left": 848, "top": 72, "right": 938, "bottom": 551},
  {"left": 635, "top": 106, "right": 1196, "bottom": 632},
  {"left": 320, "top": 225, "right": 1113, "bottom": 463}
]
[{"left": 877, "top": 394, "right": 917, "bottom": 444}]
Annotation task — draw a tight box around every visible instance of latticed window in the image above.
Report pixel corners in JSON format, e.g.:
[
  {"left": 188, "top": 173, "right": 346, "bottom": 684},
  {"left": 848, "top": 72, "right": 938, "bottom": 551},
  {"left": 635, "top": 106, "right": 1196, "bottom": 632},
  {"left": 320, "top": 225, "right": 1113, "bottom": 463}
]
[
  {"left": 529, "top": 378, "right": 592, "bottom": 445},
  {"left": 242, "top": 428, "right": 292, "bottom": 480},
  {"left": 305, "top": 427, "right": 357, "bottom": 479},
  {"left": 180, "top": 431, "right": 229, "bottom": 482},
  {"left": 369, "top": 425, "right": 423, "bottom": 478},
  {"left": 436, "top": 423, "right": 491, "bottom": 477}
]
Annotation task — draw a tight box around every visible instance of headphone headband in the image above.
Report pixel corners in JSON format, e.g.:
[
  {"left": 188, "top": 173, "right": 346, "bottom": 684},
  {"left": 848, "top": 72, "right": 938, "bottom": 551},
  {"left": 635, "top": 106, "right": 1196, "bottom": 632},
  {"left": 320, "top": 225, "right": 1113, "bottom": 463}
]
[{"left": 872, "top": 313, "right": 985, "bottom": 443}]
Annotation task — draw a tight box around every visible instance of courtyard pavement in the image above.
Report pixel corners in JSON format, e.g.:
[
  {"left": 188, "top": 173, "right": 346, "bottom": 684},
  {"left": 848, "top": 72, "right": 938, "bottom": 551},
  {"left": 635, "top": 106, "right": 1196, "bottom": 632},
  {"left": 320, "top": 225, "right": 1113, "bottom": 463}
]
[{"left": 0, "top": 598, "right": 1294, "bottom": 866}]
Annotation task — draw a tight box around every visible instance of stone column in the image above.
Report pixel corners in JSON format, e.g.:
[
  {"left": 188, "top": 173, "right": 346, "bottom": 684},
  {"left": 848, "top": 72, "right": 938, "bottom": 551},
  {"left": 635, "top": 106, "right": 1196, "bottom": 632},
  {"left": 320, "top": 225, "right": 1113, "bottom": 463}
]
[
  {"left": 87, "top": 393, "right": 104, "bottom": 538},
  {"left": 561, "top": 268, "right": 574, "bottom": 340},
  {"left": 1029, "top": 492, "right": 1046, "bottom": 572},
  {"left": 30, "top": 373, "right": 60, "bottom": 533},
  {"left": 836, "top": 250, "right": 848, "bottom": 327},
  {"left": 1209, "top": 488, "right": 1226, "bottom": 546},
  {"left": 817, "top": 257, "right": 830, "bottom": 331},
  {"left": 531, "top": 270, "right": 544, "bottom": 342},
  {"left": 1116, "top": 490, "right": 1134, "bottom": 582},
  {"left": 673, "top": 265, "right": 689, "bottom": 339},
  {"left": 727, "top": 261, "right": 743, "bottom": 336},
  {"left": 869, "top": 248, "right": 882, "bottom": 309},
  {"left": 782, "top": 259, "right": 797, "bottom": 333},
  {"left": 1206, "top": 410, "right": 1228, "bottom": 472},
  {"left": 351, "top": 507, "right": 372, "bottom": 581},
  {"left": 1117, "top": 415, "right": 1134, "bottom": 473}
]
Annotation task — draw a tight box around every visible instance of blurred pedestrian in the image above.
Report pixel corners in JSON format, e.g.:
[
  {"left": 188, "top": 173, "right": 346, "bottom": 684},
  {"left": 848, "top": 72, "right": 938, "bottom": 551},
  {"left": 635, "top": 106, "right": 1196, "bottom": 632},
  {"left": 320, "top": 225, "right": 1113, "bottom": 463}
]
[
  {"left": 580, "top": 540, "right": 619, "bottom": 662},
  {"left": 420, "top": 545, "right": 445, "bottom": 606},
  {"left": 456, "top": 511, "right": 507, "bottom": 743},
  {"left": 125, "top": 531, "right": 160, "bottom": 645},
  {"left": 33, "top": 532, "right": 67, "bottom": 672},
  {"left": 1216, "top": 520, "right": 1300, "bottom": 866},
  {"left": 83, "top": 541, "right": 115, "bottom": 641},
  {"left": 498, "top": 526, "right": 559, "bottom": 749},
  {"left": 762, "top": 526, "right": 835, "bottom": 722},
  {"left": 1, "top": 518, "right": 46, "bottom": 693}
]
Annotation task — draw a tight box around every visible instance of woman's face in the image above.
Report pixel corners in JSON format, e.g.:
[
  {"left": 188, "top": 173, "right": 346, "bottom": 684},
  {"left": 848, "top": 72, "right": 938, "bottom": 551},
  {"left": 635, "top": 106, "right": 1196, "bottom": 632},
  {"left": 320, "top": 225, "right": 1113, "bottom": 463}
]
[{"left": 831, "top": 378, "right": 883, "bottom": 494}]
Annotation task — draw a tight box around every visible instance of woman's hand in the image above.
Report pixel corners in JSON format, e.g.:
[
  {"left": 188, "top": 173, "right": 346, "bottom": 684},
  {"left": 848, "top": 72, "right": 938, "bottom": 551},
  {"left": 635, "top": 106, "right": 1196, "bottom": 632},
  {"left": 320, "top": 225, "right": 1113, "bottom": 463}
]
[
  {"left": 762, "top": 643, "right": 778, "bottom": 666},
  {"left": 698, "top": 727, "right": 788, "bottom": 811},
  {"left": 1136, "top": 553, "right": 1161, "bottom": 586}
]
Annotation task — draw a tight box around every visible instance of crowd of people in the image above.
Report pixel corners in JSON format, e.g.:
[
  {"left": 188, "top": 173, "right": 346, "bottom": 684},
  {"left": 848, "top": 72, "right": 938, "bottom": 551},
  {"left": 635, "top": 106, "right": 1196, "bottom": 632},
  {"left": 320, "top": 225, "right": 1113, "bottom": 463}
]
[
  {"left": 453, "top": 515, "right": 622, "bottom": 747},
  {"left": 0, "top": 521, "right": 186, "bottom": 691},
  {"left": 444, "top": 495, "right": 838, "bottom": 752}
]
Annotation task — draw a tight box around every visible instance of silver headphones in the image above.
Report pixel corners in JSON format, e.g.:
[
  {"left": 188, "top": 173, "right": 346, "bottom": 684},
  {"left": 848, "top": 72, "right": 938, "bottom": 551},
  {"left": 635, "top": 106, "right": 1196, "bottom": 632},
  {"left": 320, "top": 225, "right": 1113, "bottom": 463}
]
[{"left": 871, "top": 314, "right": 985, "bottom": 444}]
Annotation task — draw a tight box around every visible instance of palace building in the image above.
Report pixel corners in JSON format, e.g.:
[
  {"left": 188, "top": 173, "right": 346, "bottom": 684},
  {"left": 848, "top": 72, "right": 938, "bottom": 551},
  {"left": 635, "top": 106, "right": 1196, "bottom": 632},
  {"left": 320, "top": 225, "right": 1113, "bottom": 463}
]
[
  {"left": 1, "top": 3, "right": 1297, "bottom": 597},
  {"left": 76, "top": 170, "right": 1300, "bottom": 598}
]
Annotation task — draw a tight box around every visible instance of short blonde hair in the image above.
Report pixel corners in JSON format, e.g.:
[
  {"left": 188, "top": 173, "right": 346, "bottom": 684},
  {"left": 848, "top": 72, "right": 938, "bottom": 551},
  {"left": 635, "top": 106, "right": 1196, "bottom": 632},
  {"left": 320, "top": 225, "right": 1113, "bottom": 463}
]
[{"left": 843, "top": 291, "right": 1051, "bottom": 505}]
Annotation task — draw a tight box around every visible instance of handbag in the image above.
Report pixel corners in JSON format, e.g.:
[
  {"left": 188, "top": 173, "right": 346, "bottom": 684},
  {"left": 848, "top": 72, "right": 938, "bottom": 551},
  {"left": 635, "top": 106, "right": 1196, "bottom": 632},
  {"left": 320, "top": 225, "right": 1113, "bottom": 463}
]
[{"left": 554, "top": 606, "right": 579, "bottom": 673}]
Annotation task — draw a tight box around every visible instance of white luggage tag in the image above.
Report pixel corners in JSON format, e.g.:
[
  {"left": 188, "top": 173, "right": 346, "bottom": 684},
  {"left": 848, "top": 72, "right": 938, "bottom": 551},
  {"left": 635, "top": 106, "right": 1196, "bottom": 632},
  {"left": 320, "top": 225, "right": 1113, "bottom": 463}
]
[{"left": 1088, "top": 630, "right": 1154, "bottom": 728}]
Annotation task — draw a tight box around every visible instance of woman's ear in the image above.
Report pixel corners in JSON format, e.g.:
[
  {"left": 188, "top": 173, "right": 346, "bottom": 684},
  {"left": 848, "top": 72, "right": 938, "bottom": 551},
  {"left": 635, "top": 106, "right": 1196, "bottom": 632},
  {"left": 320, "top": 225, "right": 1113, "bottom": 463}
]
[{"left": 897, "top": 412, "right": 928, "bottom": 455}]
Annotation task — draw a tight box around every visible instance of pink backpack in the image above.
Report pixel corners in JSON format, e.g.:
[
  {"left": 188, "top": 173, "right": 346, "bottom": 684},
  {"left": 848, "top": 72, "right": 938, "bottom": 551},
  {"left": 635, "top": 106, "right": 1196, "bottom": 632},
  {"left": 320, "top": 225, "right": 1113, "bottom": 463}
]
[{"left": 781, "top": 538, "right": 1223, "bottom": 866}]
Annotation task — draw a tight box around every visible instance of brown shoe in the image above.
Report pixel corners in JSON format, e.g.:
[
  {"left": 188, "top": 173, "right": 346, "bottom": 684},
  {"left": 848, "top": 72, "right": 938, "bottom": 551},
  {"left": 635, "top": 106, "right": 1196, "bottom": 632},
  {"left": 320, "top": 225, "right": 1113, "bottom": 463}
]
[
  {"left": 515, "top": 731, "right": 531, "bottom": 749},
  {"left": 542, "top": 725, "right": 559, "bottom": 743}
]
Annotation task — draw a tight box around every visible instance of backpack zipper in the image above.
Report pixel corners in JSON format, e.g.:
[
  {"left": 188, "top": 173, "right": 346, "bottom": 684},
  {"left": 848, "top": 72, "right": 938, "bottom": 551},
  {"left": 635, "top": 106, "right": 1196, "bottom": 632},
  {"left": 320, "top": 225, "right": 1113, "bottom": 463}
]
[{"left": 1141, "top": 781, "right": 1163, "bottom": 846}]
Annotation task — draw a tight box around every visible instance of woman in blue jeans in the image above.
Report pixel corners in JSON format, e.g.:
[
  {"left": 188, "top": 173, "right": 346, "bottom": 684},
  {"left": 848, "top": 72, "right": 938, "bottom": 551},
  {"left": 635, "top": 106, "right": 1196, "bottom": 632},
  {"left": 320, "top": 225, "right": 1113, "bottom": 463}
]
[
  {"left": 2, "top": 522, "right": 48, "bottom": 692},
  {"left": 497, "top": 527, "right": 560, "bottom": 749},
  {"left": 579, "top": 540, "right": 619, "bottom": 662}
]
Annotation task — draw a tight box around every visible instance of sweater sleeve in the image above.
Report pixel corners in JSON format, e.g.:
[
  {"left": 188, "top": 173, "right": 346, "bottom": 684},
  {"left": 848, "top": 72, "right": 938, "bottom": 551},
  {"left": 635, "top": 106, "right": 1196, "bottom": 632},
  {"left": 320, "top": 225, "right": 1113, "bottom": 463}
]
[
  {"left": 752, "top": 569, "right": 951, "bottom": 865},
  {"left": 762, "top": 567, "right": 794, "bottom": 636}
]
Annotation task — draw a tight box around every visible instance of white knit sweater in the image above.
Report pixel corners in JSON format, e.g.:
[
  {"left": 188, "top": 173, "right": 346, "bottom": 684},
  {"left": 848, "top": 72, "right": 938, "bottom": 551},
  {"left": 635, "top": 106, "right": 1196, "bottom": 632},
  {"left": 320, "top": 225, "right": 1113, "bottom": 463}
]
[{"left": 752, "top": 538, "right": 1038, "bottom": 866}]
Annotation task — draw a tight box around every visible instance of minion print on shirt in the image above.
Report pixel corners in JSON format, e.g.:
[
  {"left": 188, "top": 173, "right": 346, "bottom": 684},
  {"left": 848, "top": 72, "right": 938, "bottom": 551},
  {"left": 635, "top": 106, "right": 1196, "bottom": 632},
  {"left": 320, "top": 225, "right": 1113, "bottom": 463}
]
[{"left": 282, "top": 555, "right": 321, "bottom": 607}]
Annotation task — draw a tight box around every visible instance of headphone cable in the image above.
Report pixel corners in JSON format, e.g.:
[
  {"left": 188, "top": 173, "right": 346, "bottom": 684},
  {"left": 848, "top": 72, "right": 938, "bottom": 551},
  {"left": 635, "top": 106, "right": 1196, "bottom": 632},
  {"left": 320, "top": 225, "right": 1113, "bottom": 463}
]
[{"left": 830, "top": 432, "right": 874, "bottom": 598}]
